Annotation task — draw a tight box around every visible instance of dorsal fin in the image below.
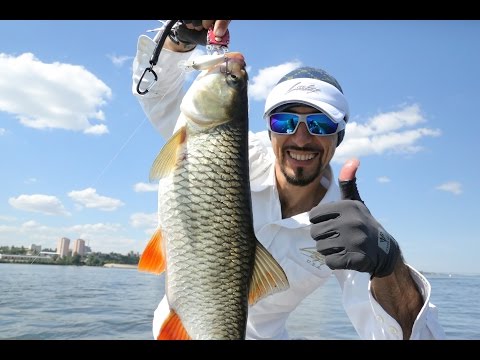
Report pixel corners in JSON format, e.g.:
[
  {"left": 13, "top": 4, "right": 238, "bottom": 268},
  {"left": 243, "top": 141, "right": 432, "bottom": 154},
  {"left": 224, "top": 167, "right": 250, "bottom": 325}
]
[
  {"left": 149, "top": 126, "right": 187, "bottom": 182},
  {"left": 249, "top": 240, "right": 290, "bottom": 305}
]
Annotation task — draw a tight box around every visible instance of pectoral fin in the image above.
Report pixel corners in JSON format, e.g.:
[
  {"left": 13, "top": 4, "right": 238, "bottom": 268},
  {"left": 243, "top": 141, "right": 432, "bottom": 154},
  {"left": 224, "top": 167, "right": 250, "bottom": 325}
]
[
  {"left": 157, "top": 309, "right": 191, "bottom": 340},
  {"left": 248, "top": 240, "right": 290, "bottom": 305},
  {"left": 138, "top": 228, "right": 166, "bottom": 275},
  {"left": 149, "top": 126, "right": 187, "bottom": 182}
]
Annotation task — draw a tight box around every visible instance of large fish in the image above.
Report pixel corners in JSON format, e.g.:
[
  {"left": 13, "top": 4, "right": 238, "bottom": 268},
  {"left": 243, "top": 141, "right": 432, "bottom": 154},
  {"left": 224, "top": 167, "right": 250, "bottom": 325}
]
[{"left": 138, "top": 52, "right": 289, "bottom": 340}]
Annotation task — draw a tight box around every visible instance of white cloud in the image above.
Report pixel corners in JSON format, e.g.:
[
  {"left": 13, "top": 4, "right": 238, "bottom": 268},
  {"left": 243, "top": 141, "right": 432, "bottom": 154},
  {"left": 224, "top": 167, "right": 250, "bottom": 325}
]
[
  {"left": 68, "top": 188, "right": 124, "bottom": 211},
  {"left": 24, "top": 177, "right": 37, "bottom": 184},
  {"left": 0, "top": 52, "right": 112, "bottom": 134},
  {"left": 84, "top": 124, "right": 109, "bottom": 135},
  {"left": 0, "top": 221, "right": 55, "bottom": 249},
  {"left": 435, "top": 181, "right": 462, "bottom": 195},
  {"left": 366, "top": 104, "right": 426, "bottom": 134},
  {"left": 130, "top": 212, "right": 157, "bottom": 230},
  {"left": 107, "top": 54, "right": 133, "bottom": 68},
  {"left": 0, "top": 128, "right": 5, "bottom": 135},
  {"left": 0, "top": 215, "right": 16, "bottom": 222},
  {"left": 9, "top": 194, "right": 71, "bottom": 216},
  {"left": 377, "top": 176, "right": 391, "bottom": 183},
  {"left": 249, "top": 61, "right": 303, "bottom": 101},
  {"left": 67, "top": 222, "right": 141, "bottom": 254},
  {"left": 334, "top": 104, "right": 441, "bottom": 164},
  {"left": 133, "top": 182, "right": 159, "bottom": 192},
  {"left": 0, "top": 220, "right": 141, "bottom": 254},
  {"left": 0, "top": 220, "right": 55, "bottom": 246}
]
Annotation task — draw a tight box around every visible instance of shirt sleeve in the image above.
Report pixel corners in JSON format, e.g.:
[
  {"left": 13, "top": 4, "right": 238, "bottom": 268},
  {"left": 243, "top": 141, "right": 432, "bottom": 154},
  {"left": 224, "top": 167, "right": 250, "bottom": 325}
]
[
  {"left": 334, "top": 266, "right": 446, "bottom": 340},
  {"left": 152, "top": 295, "right": 170, "bottom": 339},
  {"left": 248, "top": 130, "right": 275, "bottom": 184},
  {"left": 131, "top": 31, "right": 194, "bottom": 139}
]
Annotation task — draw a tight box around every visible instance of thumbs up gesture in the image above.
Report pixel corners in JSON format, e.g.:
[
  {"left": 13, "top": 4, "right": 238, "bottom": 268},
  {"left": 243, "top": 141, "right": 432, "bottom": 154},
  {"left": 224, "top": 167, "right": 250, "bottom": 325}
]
[{"left": 309, "top": 158, "right": 400, "bottom": 278}]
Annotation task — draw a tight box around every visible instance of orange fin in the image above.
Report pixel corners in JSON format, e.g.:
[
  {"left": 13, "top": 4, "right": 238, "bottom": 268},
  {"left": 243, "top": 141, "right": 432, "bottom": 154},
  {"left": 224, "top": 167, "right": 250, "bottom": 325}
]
[
  {"left": 248, "top": 240, "right": 290, "bottom": 305},
  {"left": 157, "top": 309, "right": 191, "bottom": 340},
  {"left": 149, "top": 126, "right": 187, "bottom": 182},
  {"left": 138, "top": 228, "right": 165, "bottom": 274}
]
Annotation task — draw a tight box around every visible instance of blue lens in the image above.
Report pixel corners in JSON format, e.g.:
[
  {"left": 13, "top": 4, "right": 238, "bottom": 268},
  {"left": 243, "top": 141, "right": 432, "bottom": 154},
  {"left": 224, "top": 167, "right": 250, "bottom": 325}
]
[
  {"left": 269, "top": 113, "right": 338, "bottom": 135},
  {"left": 270, "top": 113, "right": 299, "bottom": 134},
  {"left": 306, "top": 114, "right": 338, "bottom": 135}
]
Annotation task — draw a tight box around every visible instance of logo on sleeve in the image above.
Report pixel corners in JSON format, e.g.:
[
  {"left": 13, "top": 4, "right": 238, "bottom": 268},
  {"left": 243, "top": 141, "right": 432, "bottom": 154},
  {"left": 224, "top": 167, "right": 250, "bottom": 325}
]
[
  {"left": 378, "top": 228, "right": 392, "bottom": 254},
  {"left": 299, "top": 247, "right": 326, "bottom": 270}
]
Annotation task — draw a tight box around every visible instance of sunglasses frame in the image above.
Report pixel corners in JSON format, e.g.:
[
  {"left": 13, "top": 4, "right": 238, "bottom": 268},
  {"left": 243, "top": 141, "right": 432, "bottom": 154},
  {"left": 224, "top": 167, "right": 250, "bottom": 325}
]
[{"left": 268, "top": 112, "right": 345, "bottom": 136}]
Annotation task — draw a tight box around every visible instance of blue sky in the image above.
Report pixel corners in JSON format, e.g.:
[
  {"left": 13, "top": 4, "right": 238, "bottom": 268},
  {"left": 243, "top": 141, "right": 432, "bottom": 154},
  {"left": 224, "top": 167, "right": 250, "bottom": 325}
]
[{"left": 0, "top": 20, "right": 479, "bottom": 274}]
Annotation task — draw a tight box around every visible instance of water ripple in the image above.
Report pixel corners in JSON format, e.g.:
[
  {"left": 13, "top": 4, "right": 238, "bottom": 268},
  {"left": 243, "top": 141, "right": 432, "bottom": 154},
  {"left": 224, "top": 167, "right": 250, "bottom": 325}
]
[{"left": 0, "top": 264, "right": 478, "bottom": 339}]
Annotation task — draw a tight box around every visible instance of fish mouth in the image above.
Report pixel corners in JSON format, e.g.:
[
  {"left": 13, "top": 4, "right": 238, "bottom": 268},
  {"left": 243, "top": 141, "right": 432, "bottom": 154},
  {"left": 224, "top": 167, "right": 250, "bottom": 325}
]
[
  {"left": 222, "top": 53, "right": 248, "bottom": 83},
  {"left": 204, "top": 52, "right": 246, "bottom": 80},
  {"left": 224, "top": 52, "right": 246, "bottom": 66}
]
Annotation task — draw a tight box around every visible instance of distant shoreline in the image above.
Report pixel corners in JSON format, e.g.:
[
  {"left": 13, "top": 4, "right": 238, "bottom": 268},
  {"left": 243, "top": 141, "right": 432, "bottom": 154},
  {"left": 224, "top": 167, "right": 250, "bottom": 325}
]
[{"left": 103, "top": 263, "right": 138, "bottom": 269}]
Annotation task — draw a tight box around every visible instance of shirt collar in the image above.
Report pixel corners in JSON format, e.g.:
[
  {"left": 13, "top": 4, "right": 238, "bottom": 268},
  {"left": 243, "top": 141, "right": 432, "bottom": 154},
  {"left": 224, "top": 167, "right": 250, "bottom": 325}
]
[{"left": 252, "top": 163, "right": 341, "bottom": 228}]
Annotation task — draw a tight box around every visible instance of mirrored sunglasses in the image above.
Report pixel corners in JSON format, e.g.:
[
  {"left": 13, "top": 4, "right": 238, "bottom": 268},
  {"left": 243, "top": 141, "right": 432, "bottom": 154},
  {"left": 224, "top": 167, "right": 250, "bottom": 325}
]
[{"left": 268, "top": 112, "right": 345, "bottom": 136}]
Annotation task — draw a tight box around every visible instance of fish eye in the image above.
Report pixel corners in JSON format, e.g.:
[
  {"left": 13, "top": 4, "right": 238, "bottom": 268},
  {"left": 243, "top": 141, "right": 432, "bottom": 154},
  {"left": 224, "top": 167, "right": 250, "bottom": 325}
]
[{"left": 226, "top": 73, "right": 243, "bottom": 88}]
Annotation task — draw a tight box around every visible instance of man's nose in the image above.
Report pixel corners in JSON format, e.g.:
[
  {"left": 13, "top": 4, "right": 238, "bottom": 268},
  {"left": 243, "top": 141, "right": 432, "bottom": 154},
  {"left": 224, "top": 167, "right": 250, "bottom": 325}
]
[{"left": 292, "top": 122, "right": 312, "bottom": 146}]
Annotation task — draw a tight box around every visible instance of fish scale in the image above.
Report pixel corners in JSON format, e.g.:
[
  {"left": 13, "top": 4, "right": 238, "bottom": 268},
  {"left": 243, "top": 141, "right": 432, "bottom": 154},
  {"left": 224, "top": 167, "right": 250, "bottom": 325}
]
[{"left": 158, "top": 125, "right": 253, "bottom": 339}]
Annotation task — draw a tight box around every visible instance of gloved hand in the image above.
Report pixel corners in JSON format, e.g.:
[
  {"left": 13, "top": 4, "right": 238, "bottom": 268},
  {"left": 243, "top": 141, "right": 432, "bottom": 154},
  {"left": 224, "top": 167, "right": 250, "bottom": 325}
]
[
  {"left": 170, "top": 20, "right": 230, "bottom": 47},
  {"left": 309, "top": 159, "right": 400, "bottom": 278}
]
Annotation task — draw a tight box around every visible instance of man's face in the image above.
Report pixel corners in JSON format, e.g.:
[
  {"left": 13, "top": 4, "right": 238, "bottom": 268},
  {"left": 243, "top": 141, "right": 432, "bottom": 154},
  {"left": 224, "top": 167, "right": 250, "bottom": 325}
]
[{"left": 270, "top": 105, "right": 338, "bottom": 187}]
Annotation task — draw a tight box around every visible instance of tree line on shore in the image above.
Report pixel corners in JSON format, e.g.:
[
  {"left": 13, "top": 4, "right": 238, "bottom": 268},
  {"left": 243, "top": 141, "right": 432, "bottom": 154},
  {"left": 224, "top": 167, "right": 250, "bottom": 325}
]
[{"left": 0, "top": 245, "right": 140, "bottom": 267}]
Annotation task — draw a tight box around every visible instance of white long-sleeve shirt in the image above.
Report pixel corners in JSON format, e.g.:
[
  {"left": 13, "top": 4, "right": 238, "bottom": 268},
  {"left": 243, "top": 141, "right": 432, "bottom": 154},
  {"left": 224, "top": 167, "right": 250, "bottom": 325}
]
[{"left": 131, "top": 30, "right": 446, "bottom": 340}]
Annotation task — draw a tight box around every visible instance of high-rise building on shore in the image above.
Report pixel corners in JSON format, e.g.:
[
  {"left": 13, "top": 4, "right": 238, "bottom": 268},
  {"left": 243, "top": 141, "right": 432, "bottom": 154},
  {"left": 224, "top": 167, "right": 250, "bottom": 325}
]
[
  {"left": 73, "top": 239, "right": 86, "bottom": 256},
  {"left": 29, "top": 244, "right": 41, "bottom": 255},
  {"left": 57, "top": 237, "right": 70, "bottom": 258}
]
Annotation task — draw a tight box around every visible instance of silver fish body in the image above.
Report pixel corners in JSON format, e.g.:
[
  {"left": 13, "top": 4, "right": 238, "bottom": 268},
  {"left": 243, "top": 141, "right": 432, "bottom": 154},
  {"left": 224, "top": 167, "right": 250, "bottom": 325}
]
[{"left": 139, "top": 53, "right": 289, "bottom": 340}]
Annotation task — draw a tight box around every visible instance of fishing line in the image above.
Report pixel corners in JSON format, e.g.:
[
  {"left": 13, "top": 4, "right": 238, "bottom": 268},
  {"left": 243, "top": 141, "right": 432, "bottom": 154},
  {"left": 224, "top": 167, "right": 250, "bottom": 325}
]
[
  {"left": 92, "top": 115, "right": 148, "bottom": 187},
  {"left": 93, "top": 27, "right": 188, "bottom": 187},
  {"left": 93, "top": 73, "right": 186, "bottom": 187}
]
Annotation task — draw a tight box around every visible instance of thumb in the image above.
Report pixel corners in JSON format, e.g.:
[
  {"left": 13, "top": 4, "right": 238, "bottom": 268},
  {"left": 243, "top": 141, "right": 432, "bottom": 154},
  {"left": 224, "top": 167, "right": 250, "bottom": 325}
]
[
  {"left": 338, "top": 158, "right": 364, "bottom": 203},
  {"left": 339, "top": 158, "right": 360, "bottom": 181},
  {"left": 213, "top": 20, "right": 231, "bottom": 37}
]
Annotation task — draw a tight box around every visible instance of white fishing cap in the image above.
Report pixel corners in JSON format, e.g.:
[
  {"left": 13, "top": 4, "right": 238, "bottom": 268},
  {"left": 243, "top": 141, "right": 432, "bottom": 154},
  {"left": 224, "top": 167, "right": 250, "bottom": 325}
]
[{"left": 263, "top": 67, "right": 349, "bottom": 124}]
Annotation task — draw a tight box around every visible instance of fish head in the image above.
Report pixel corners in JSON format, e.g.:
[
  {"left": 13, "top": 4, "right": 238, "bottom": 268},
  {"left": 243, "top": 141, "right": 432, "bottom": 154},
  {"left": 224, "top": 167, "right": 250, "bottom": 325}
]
[{"left": 180, "top": 52, "right": 248, "bottom": 130}]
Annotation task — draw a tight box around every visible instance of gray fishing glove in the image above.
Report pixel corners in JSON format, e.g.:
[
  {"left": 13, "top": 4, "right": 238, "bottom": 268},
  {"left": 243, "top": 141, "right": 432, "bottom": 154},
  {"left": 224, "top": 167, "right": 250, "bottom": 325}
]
[
  {"left": 309, "top": 178, "right": 400, "bottom": 278},
  {"left": 169, "top": 21, "right": 209, "bottom": 47}
]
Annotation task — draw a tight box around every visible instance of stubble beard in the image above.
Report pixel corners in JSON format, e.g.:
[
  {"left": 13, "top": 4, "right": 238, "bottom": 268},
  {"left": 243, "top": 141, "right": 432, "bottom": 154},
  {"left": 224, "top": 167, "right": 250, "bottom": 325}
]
[{"left": 280, "top": 159, "right": 322, "bottom": 186}]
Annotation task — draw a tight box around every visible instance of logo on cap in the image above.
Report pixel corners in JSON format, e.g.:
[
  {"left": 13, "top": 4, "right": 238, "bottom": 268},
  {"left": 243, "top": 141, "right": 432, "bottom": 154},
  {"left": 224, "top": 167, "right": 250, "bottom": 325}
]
[{"left": 286, "top": 81, "right": 321, "bottom": 95}]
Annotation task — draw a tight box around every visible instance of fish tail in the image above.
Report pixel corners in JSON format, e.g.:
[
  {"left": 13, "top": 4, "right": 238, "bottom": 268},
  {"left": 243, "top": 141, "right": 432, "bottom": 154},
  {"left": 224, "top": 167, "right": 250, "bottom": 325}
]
[{"left": 157, "top": 309, "right": 191, "bottom": 340}]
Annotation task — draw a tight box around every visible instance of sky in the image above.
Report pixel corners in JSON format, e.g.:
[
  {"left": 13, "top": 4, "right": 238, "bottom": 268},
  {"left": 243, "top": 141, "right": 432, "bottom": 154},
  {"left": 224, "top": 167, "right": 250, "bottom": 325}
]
[{"left": 0, "top": 20, "right": 479, "bottom": 274}]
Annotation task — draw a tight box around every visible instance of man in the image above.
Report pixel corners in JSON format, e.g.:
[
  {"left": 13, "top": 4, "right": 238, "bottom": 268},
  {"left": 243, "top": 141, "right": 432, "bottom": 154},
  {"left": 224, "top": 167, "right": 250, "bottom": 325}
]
[{"left": 131, "top": 20, "right": 445, "bottom": 340}]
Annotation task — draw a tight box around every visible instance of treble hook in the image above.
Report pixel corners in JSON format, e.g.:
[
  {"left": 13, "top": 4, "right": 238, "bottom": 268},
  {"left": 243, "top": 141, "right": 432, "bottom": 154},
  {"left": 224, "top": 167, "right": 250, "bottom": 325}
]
[{"left": 220, "top": 56, "right": 231, "bottom": 77}]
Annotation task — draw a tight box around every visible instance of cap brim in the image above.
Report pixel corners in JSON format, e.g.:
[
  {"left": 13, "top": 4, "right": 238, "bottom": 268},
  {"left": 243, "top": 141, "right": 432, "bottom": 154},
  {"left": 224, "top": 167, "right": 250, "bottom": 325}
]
[
  {"left": 264, "top": 98, "right": 345, "bottom": 123},
  {"left": 263, "top": 78, "right": 349, "bottom": 123}
]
